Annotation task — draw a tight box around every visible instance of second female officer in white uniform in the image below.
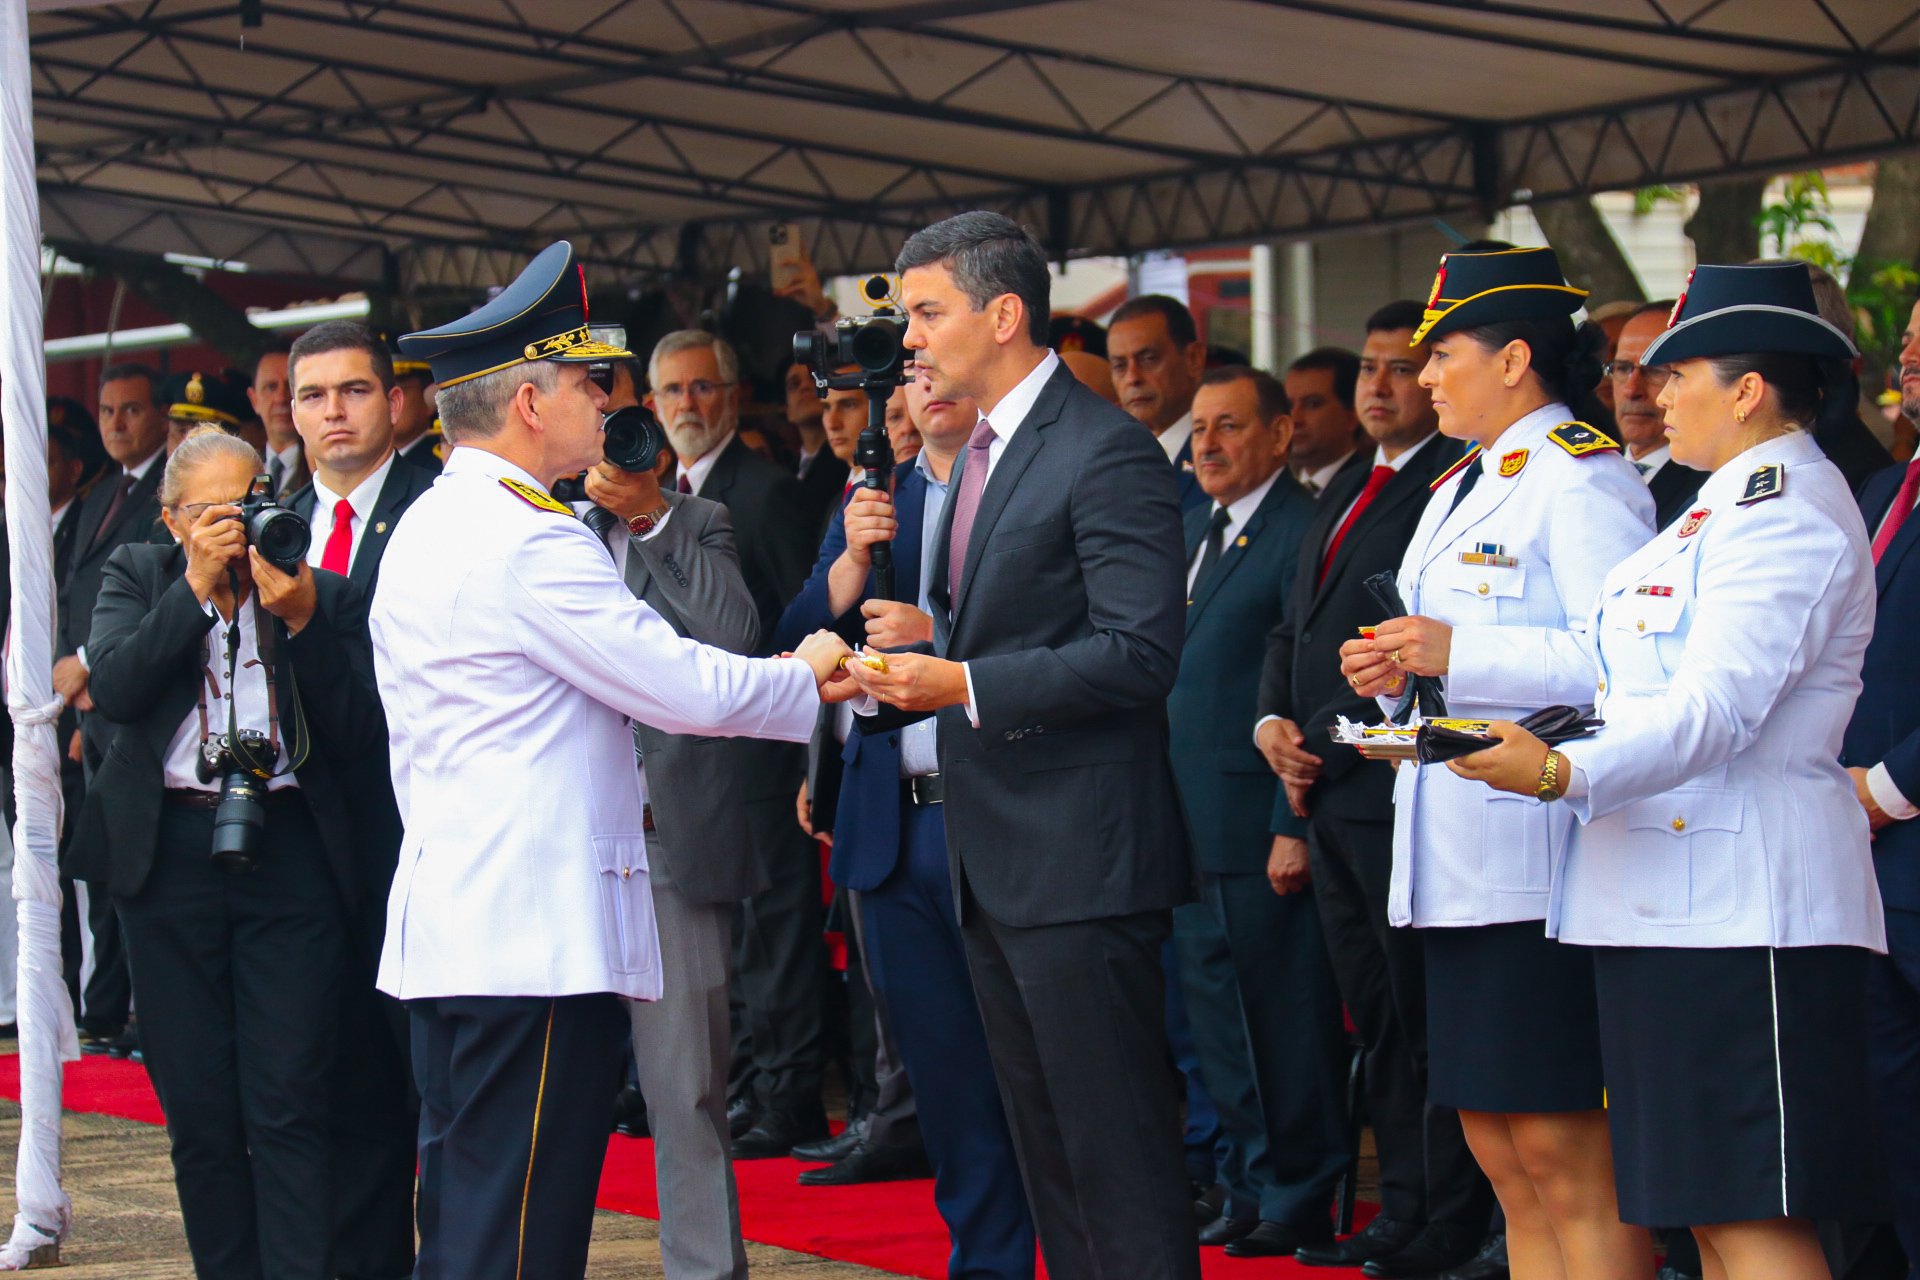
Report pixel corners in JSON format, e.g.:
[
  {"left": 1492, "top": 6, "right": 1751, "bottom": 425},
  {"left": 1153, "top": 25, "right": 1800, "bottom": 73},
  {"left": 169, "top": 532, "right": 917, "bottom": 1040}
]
[
  {"left": 1454, "top": 263, "right": 1890, "bottom": 1280},
  {"left": 1341, "top": 247, "right": 1655, "bottom": 1280}
]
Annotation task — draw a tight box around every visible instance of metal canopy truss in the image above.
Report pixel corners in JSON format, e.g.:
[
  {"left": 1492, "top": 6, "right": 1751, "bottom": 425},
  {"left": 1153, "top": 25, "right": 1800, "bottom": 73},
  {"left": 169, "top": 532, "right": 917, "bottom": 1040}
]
[{"left": 26, "top": 0, "right": 1920, "bottom": 289}]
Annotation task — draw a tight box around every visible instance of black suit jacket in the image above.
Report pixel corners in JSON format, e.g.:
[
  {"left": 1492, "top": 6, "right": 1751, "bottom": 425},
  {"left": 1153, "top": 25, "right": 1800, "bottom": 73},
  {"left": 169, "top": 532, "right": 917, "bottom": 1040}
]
[
  {"left": 921, "top": 361, "right": 1192, "bottom": 927},
  {"left": 1646, "top": 458, "right": 1708, "bottom": 530},
  {"left": 795, "top": 448, "right": 851, "bottom": 538},
  {"left": 66, "top": 544, "right": 386, "bottom": 904},
  {"left": 61, "top": 457, "right": 166, "bottom": 770},
  {"left": 1816, "top": 412, "right": 1894, "bottom": 496},
  {"left": 285, "top": 455, "right": 435, "bottom": 959},
  {"left": 285, "top": 456, "right": 438, "bottom": 593},
  {"left": 1256, "top": 434, "right": 1464, "bottom": 832},
  {"left": 697, "top": 435, "right": 815, "bottom": 657}
]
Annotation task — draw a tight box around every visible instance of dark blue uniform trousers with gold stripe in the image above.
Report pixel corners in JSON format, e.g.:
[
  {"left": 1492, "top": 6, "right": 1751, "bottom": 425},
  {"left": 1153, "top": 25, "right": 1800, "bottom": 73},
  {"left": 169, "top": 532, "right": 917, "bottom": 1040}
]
[{"left": 410, "top": 993, "right": 630, "bottom": 1279}]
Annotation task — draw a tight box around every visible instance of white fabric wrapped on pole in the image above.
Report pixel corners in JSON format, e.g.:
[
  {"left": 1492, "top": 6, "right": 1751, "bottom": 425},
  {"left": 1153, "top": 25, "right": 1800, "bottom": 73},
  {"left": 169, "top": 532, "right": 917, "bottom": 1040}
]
[{"left": 1, "top": 0, "right": 78, "bottom": 1267}]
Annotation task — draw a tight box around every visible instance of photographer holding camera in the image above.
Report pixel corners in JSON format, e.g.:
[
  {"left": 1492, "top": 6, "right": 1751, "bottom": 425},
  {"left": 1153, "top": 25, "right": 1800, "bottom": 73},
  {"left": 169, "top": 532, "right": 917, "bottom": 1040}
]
[{"left": 70, "top": 426, "right": 387, "bottom": 1280}]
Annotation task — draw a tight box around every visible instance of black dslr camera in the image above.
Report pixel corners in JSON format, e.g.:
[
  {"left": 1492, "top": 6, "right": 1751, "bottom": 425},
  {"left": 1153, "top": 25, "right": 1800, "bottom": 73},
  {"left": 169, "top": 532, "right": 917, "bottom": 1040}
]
[
  {"left": 550, "top": 405, "right": 672, "bottom": 517},
  {"left": 239, "top": 474, "right": 311, "bottom": 571},
  {"left": 792, "top": 275, "right": 910, "bottom": 597},
  {"left": 197, "top": 732, "right": 278, "bottom": 874}
]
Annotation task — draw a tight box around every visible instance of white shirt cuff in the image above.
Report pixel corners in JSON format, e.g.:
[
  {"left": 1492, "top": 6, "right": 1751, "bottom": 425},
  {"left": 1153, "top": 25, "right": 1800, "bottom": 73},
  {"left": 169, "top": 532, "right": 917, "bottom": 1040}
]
[
  {"left": 75, "top": 646, "right": 88, "bottom": 671},
  {"left": 850, "top": 692, "right": 880, "bottom": 718},
  {"left": 1253, "top": 713, "right": 1280, "bottom": 746},
  {"left": 1558, "top": 754, "right": 1590, "bottom": 801},
  {"left": 962, "top": 662, "right": 981, "bottom": 729},
  {"left": 1868, "top": 763, "right": 1918, "bottom": 821}
]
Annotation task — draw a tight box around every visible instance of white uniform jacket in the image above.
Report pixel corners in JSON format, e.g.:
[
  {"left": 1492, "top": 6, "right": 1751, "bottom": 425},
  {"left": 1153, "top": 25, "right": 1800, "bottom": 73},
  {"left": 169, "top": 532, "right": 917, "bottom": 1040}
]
[
  {"left": 1553, "top": 430, "right": 1885, "bottom": 951},
  {"left": 1384, "top": 403, "right": 1654, "bottom": 928},
  {"left": 370, "top": 449, "right": 819, "bottom": 1001}
]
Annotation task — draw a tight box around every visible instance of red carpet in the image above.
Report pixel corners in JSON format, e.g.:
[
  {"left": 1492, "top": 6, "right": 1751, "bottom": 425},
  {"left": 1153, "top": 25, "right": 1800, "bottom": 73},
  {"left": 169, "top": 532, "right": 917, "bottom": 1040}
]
[{"left": 0, "top": 1054, "right": 1373, "bottom": 1278}]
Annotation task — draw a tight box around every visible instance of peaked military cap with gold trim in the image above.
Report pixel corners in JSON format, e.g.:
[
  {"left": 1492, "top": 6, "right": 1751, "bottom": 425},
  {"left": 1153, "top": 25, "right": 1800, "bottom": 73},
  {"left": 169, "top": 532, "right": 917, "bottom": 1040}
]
[
  {"left": 382, "top": 330, "right": 434, "bottom": 380},
  {"left": 1641, "top": 262, "right": 1858, "bottom": 367},
  {"left": 163, "top": 370, "right": 246, "bottom": 427},
  {"left": 1412, "top": 246, "right": 1589, "bottom": 346},
  {"left": 397, "top": 240, "right": 632, "bottom": 389}
]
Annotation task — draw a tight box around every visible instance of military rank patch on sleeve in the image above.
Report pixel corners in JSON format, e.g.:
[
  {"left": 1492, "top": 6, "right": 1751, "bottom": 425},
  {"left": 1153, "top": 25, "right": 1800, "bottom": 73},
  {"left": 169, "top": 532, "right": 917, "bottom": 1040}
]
[
  {"left": 1736, "top": 463, "right": 1784, "bottom": 506},
  {"left": 499, "top": 476, "right": 574, "bottom": 514},
  {"left": 1547, "top": 422, "right": 1622, "bottom": 457}
]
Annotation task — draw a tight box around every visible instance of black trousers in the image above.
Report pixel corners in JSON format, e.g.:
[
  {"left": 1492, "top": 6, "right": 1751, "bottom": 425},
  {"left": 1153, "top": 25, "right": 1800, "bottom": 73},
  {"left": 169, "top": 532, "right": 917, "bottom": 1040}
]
[
  {"left": 959, "top": 874, "right": 1200, "bottom": 1280},
  {"left": 732, "top": 784, "right": 830, "bottom": 1110},
  {"left": 1307, "top": 811, "right": 1491, "bottom": 1229},
  {"left": 328, "top": 955, "right": 417, "bottom": 1280},
  {"left": 411, "top": 993, "right": 629, "bottom": 1280},
  {"left": 116, "top": 798, "right": 343, "bottom": 1280}
]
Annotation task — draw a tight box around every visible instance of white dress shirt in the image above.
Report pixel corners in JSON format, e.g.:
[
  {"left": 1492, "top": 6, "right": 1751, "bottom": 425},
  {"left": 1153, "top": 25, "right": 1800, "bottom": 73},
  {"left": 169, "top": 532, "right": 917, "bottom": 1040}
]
[
  {"left": 306, "top": 451, "right": 396, "bottom": 572},
  {"left": 161, "top": 594, "right": 296, "bottom": 792},
  {"left": 1156, "top": 411, "right": 1193, "bottom": 466},
  {"left": 678, "top": 431, "right": 736, "bottom": 497},
  {"left": 1293, "top": 451, "right": 1355, "bottom": 498},
  {"left": 1630, "top": 442, "right": 1673, "bottom": 482},
  {"left": 1188, "top": 470, "right": 1278, "bottom": 594}
]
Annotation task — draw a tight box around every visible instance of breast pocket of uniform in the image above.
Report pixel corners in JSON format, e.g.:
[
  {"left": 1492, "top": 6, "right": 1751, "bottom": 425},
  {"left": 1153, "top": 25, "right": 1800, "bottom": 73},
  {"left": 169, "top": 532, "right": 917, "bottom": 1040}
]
[
  {"left": 1435, "top": 560, "right": 1526, "bottom": 622},
  {"left": 1604, "top": 592, "right": 1687, "bottom": 685},
  {"left": 1620, "top": 787, "right": 1742, "bottom": 926},
  {"left": 592, "top": 834, "right": 654, "bottom": 975}
]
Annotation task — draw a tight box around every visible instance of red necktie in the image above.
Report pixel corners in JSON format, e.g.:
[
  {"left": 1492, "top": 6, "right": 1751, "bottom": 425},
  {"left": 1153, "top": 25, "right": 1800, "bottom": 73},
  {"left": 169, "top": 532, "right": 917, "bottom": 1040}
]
[
  {"left": 676, "top": 472, "right": 692, "bottom": 495},
  {"left": 1319, "top": 465, "right": 1394, "bottom": 585},
  {"left": 320, "top": 498, "right": 355, "bottom": 575},
  {"left": 1872, "top": 459, "right": 1920, "bottom": 564}
]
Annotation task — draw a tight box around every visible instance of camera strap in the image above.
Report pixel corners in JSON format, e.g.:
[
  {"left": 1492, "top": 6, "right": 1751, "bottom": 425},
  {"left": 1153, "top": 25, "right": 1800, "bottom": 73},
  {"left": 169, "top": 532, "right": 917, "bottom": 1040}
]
[{"left": 197, "top": 571, "right": 309, "bottom": 780}]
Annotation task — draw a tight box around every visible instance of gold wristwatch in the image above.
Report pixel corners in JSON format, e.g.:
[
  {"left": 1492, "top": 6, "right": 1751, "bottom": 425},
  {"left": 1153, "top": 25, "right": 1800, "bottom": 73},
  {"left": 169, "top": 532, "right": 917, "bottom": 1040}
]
[
  {"left": 1534, "top": 750, "right": 1565, "bottom": 802},
  {"left": 626, "top": 502, "right": 671, "bottom": 536}
]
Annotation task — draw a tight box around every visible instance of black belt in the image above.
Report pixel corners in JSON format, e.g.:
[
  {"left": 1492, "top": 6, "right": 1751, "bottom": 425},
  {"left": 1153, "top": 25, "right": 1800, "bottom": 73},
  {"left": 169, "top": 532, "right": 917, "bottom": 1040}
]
[
  {"left": 163, "top": 787, "right": 301, "bottom": 811},
  {"left": 902, "top": 773, "right": 945, "bottom": 807}
]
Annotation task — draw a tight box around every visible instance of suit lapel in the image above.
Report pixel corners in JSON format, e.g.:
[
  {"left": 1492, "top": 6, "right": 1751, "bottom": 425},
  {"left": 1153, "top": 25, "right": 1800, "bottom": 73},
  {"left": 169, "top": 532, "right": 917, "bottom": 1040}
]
[
  {"left": 893, "top": 469, "right": 927, "bottom": 605},
  {"left": 350, "top": 461, "right": 418, "bottom": 589},
  {"left": 951, "top": 369, "right": 1069, "bottom": 621},
  {"left": 1419, "top": 456, "right": 1522, "bottom": 575},
  {"left": 1187, "top": 473, "right": 1306, "bottom": 627},
  {"left": 1876, "top": 498, "right": 1920, "bottom": 592}
]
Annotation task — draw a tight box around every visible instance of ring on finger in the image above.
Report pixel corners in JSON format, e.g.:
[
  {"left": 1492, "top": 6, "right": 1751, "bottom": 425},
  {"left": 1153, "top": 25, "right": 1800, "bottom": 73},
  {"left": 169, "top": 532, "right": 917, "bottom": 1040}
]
[{"left": 1392, "top": 648, "right": 1403, "bottom": 664}]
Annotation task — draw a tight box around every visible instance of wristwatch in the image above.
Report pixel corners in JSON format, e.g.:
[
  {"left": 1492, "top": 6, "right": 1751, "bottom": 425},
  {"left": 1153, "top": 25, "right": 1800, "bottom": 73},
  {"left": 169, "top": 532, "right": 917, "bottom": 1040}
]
[
  {"left": 626, "top": 503, "right": 671, "bottom": 537},
  {"left": 1534, "top": 750, "right": 1565, "bottom": 802}
]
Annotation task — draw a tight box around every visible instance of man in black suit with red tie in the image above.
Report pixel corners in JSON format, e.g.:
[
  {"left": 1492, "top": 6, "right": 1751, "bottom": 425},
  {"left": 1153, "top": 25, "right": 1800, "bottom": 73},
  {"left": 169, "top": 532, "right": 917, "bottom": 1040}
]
[
  {"left": 1255, "top": 302, "right": 1493, "bottom": 1278},
  {"left": 844, "top": 211, "right": 1197, "bottom": 1280}
]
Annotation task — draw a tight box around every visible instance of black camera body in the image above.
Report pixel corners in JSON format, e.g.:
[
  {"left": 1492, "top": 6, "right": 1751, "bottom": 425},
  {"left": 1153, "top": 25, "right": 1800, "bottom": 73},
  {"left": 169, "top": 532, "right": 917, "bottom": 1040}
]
[
  {"left": 791, "top": 275, "right": 909, "bottom": 389},
  {"left": 239, "top": 475, "right": 311, "bottom": 571},
  {"left": 197, "top": 731, "right": 276, "bottom": 873},
  {"left": 551, "top": 405, "right": 672, "bottom": 508}
]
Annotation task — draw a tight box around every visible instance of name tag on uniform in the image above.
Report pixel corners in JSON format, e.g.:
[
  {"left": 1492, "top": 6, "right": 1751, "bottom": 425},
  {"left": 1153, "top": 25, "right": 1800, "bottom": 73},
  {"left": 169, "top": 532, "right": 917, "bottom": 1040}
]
[
  {"left": 1458, "top": 542, "right": 1517, "bottom": 567},
  {"left": 1634, "top": 585, "right": 1675, "bottom": 597}
]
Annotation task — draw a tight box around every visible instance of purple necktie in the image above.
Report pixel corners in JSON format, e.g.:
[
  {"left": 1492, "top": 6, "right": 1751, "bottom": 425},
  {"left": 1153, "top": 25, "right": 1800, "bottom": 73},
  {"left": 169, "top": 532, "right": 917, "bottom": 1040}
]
[{"left": 945, "top": 418, "right": 998, "bottom": 606}]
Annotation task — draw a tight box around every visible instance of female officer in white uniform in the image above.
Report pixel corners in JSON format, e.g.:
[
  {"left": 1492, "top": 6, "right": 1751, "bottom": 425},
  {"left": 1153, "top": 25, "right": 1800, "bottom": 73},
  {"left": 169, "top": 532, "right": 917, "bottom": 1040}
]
[
  {"left": 1341, "top": 247, "right": 1655, "bottom": 1280},
  {"left": 1454, "top": 263, "right": 1890, "bottom": 1280}
]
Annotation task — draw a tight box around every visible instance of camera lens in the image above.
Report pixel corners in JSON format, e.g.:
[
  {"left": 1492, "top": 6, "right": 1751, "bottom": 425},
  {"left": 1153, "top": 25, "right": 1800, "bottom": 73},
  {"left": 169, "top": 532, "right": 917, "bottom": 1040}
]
[
  {"left": 248, "top": 507, "right": 311, "bottom": 571},
  {"left": 210, "top": 771, "right": 268, "bottom": 873},
  {"left": 793, "top": 331, "right": 824, "bottom": 368},
  {"left": 850, "top": 319, "right": 905, "bottom": 378},
  {"left": 603, "top": 406, "right": 667, "bottom": 473}
]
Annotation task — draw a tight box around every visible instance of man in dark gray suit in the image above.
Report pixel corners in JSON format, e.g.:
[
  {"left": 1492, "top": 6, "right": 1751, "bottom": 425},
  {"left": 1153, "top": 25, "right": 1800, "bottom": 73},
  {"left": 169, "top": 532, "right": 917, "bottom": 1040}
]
[
  {"left": 844, "top": 211, "right": 1199, "bottom": 1280},
  {"left": 585, "top": 448, "right": 767, "bottom": 1280}
]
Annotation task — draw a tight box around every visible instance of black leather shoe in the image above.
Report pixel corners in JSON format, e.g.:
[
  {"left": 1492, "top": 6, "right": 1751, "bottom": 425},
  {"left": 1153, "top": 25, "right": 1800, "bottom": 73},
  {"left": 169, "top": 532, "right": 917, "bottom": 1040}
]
[
  {"left": 1192, "top": 1182, "right": 1228, "bottom": 1225},
  {"left": 610, "top": 1086, "right": 649, "bottom": 1138},
  {"left": 77, "top": 1026, "right": 119, "bottom": 1056},
  {"left": 726, "top": 1097, "right": 756, "bottom": 1140},
  {"left": 1439, "top": 1233, "right": 1510, "bottom": 1280},
  {"left": 796, "top": 1139, "right": 932, "bottom": 1186},
  {"left": 1297, "top": 1216, "right": 1423, "bottom": 1267},
  {"left": 730, "top": 1105, "right": 829, "bottom": 1160},
  {"left": 1197, "top": 1214, "right": 1259, "bottom": 1247},
  {"left": 106, "top": 1023, "right": 140, "bottom": 1060},
  {"left": 1363, "top": 1223, "right": 1483, "bottom": 1278},
  {"left": 1225, "top": 1221, "right": 1334, "bottom": 1259},
  {"left": 791, "top": 1122, "right": 864, "bottom": 1164}
]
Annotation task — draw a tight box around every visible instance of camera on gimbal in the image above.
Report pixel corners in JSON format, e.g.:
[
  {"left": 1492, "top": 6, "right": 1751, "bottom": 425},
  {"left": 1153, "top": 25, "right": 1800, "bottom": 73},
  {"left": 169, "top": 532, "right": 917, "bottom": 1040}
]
[
  {"left": 238, "top": 475, "right": 311, "bottom": 572},
  {"left": 792, "top": 275, "right": 910, "bottom": 598}
]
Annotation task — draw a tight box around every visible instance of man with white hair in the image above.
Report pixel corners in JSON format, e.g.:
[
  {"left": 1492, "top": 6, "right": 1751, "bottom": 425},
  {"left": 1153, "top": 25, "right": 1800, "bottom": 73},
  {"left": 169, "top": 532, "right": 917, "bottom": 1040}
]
[{"left": 645, "top": 329, "right": 836, "bottom": 1157}]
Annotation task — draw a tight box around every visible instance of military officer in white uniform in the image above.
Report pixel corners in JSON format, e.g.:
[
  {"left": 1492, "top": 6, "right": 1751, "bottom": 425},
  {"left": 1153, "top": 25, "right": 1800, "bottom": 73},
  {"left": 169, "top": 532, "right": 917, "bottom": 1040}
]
[
  {"left": 1454, "top": 263, "right": 1890, "bottom": 1280},
  {"left": 372, "top": 240, "right": 855, "bottom": 1280},
  {"left": 1341, "top": 247, "right": 1654, "bottom": 1280}
]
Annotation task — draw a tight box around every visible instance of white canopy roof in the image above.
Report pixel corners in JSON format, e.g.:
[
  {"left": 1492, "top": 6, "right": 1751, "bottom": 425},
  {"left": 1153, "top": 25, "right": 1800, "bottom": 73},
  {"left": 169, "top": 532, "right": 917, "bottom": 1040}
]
[{"left": 27, "top": 0, "right": 1920, "bottom": 288}]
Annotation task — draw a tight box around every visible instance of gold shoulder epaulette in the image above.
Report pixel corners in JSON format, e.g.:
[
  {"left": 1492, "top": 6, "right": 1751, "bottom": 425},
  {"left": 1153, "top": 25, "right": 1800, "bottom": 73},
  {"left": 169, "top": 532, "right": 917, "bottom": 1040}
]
[
  {"left": 1430, "top": 446, "right": 1482, "bottom": 492},
  {"left": 1736, "top": 463, "right": 1785, "bottom": 506},
  {"left": 499, "top": 476, "right": 573, "bottom": 515},
  {"left": 1547, "top": 421, "right": 1621, "bottom": 457}
]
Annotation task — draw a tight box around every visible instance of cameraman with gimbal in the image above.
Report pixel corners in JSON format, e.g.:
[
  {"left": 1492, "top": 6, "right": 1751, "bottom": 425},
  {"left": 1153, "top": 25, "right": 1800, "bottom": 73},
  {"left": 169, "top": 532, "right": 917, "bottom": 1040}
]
[{"left": 70, "top": 427, "right": 387, "bottom": 1280}]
